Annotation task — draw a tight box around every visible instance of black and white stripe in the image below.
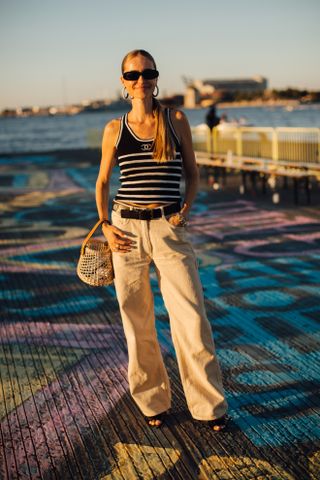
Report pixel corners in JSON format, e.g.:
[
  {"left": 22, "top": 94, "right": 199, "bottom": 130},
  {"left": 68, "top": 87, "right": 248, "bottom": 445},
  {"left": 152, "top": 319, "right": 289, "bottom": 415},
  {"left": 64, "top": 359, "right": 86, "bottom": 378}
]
[{"left": 115, "top": 109, "right": 183, "bottom": 204}]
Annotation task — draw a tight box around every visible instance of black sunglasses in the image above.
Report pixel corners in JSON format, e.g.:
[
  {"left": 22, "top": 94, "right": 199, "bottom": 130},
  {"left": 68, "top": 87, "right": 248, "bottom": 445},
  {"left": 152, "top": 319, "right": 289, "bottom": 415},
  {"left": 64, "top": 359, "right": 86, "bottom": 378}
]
[{"left": 123, "top": 69, "right": 159, "bottom": 81}]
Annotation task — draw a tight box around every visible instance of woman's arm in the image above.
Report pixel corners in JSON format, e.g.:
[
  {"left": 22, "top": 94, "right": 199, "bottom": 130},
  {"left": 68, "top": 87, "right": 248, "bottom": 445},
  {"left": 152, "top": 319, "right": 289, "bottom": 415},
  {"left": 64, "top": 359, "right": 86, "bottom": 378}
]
[
  {"left": 170, "top": 110, "right": 199, "bottom": 217},
  {"left": 96, "top": 119, "right": 118, "bottom": 221},
  {"left": 96, "top": 119, "right": 133, "bottom": 252}
]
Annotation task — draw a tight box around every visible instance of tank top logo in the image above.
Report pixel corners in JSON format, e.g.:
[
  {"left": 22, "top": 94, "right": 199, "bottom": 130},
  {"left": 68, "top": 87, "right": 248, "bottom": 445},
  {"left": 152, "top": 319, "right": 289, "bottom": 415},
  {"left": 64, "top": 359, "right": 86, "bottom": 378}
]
[{"left": 141, "top": 143, "right": 152, "bottom": 151}]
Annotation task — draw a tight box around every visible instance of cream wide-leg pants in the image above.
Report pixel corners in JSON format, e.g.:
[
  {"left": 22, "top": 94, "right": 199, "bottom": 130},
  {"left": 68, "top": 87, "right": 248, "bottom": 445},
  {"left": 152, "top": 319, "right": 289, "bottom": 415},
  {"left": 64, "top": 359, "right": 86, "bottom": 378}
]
[{"left": 111, "top": 208, "right": 228, "bottom": 420}]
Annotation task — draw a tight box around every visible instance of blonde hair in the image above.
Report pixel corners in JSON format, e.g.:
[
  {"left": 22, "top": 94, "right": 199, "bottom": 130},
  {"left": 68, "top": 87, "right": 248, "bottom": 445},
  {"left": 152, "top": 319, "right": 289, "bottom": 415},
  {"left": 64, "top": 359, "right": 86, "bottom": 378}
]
[{"left": 121, "top": 49, "right": 176, "bottom": 163}]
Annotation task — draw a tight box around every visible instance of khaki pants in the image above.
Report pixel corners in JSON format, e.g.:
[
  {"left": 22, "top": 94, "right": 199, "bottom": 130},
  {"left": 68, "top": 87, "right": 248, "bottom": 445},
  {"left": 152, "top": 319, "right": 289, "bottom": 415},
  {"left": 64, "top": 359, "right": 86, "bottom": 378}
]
[{"left": 111, "top": 208, "right": 228, "bottom": 420}]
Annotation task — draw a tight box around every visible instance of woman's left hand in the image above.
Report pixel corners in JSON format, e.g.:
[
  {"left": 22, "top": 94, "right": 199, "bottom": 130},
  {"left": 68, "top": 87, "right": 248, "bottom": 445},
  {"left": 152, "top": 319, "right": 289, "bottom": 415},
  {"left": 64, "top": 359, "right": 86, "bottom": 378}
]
[
  {"left": 168, "top": 212, "right": 188, "bottom": 227},
  {"left": 167, "top": 201, "right": 189, "bottom": 226}
]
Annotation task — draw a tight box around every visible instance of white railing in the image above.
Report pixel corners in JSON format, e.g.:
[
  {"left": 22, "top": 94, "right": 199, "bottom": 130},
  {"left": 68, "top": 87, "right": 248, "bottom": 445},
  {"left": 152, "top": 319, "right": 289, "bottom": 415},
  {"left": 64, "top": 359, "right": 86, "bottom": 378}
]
[
  {"left": 191, "top": 125, "right": 320, "bottom": 165},
  {"left": 88, "top": 125, "right": 320, "bottom": 165}
]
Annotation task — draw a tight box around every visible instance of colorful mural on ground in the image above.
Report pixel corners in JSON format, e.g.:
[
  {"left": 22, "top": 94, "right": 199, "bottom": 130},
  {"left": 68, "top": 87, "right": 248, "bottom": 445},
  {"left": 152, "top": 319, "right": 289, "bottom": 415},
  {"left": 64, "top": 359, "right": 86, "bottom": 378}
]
[{"left": 0, "top": 151, "right": 319, "bottom": 479}]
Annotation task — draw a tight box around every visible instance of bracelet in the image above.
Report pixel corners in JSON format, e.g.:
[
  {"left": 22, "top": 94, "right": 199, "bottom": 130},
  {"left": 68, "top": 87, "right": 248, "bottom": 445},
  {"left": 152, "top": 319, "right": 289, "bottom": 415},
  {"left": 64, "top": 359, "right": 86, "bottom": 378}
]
[
  {"left": 172, "top": 212, "right": 188, "bottom": 227},
  {"left": 101, "top": 219, "right": 111, "bottom": 226},
  {"left": 177, "top": 213, "right": 188, "bottom": 227}
]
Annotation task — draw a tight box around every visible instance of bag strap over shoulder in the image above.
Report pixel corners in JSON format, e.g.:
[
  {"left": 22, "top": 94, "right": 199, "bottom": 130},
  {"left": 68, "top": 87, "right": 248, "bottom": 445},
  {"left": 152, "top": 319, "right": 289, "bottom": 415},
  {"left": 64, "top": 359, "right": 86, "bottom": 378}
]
[{"left": 80, "top": 219, "right": 105, "bottom": 255}]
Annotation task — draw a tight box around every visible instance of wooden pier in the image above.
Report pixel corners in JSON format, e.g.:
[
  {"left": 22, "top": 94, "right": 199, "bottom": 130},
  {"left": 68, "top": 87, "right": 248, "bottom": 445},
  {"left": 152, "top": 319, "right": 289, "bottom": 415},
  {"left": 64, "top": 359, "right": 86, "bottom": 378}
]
[{"left": 1, "top": 149, "right": 320, "bottom": 479}]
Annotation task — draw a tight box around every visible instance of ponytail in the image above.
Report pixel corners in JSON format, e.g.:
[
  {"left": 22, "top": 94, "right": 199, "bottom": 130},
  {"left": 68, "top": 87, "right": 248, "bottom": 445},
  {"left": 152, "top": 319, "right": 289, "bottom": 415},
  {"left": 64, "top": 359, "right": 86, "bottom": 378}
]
[{"left": 152, "top": 99, "right": 176, "bottom": 163}]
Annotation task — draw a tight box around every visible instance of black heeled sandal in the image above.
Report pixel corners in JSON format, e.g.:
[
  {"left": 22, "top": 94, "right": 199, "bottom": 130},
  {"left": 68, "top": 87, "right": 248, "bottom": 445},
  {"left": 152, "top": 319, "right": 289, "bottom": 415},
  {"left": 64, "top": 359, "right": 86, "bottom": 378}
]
[
  {"left": 207, "top": 414, "right": 229, "bottom": 432},
  {"left": 145, "top": 411, "right": 167, "bottom": 428}
]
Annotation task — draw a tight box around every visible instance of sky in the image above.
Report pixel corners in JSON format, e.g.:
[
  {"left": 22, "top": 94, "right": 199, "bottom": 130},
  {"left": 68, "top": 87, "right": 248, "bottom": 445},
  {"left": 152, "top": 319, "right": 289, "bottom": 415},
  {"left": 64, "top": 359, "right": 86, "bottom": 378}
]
[{"left": 0, "top": 0, "right": 319, "bottom": 110}]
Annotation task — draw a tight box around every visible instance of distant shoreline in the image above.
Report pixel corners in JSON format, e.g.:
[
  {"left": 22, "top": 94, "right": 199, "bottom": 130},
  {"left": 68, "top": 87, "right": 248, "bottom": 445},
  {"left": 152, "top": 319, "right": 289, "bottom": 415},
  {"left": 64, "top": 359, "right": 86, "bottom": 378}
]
[
  {"left": 183, "top": 98, "right": 319, "bottom": 110},
  {"left": 214, "top": 99, "right": 302, "bottom": 109},
  {"left": 2, "top": 99, "right": 319, "bottom": 119}
]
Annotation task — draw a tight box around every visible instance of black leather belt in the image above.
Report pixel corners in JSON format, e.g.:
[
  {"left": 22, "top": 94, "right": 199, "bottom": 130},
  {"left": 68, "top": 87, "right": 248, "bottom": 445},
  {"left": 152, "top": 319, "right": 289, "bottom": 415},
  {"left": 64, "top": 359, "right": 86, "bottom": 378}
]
[{"left": 112, "top": 201, "right": 181, "bottom": 220}]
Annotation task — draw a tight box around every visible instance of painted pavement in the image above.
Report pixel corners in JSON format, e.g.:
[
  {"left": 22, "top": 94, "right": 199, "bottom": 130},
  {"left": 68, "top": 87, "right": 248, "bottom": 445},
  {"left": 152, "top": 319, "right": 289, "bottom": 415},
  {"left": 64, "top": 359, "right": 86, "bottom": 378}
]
[{"left": 0, "top": 150, "right": 319, "bottom": 479}]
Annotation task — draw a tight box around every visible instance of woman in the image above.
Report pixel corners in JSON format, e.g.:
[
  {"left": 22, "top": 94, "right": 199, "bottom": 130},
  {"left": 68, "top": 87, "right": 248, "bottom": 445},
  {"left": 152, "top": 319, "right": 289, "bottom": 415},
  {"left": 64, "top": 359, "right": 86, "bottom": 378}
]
[{"left": 96, "top": 49, "right": 228, "bottom": 430}]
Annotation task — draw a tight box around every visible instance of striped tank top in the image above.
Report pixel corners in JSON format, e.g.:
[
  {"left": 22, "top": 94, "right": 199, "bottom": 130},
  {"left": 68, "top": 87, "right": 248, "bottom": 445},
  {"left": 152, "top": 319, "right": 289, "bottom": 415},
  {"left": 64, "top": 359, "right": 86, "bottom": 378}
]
[{"left": 114, "top": 108, "right": 182, "bottom": 204}]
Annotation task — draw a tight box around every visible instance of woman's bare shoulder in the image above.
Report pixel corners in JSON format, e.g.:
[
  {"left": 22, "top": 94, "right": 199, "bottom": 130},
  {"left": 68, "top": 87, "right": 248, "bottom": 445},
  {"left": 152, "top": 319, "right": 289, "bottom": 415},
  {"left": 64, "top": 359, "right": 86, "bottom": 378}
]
[
  {"left": 103, "top": 117, "right": 121, "bottom": 137},
  {"left": 168, "top": 108, "right": 191, "bottom": 143},
  {"left": 169, "top": 108, "right": 189, "bottom": 128},
  {"left": 102, "top": 117, "right": 122, "bottom": 148}
]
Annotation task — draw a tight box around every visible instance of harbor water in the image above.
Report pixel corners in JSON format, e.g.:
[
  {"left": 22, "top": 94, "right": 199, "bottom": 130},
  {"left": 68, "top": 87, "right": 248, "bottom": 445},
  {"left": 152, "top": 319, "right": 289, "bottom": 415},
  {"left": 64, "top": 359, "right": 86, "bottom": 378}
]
[{"left": 0, "top": 104, "right": 320, "bottom": 154}]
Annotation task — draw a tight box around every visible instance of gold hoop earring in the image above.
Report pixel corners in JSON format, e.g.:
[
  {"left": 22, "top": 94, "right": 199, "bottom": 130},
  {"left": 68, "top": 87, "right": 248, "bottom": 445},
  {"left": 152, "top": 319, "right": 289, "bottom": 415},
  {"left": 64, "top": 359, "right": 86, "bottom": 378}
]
[
  {"left": 122, "top": 86, "right": 129, "bottom": 100},
  {"left": 152, "top": 85, "right": 159, "bottom": 98}
]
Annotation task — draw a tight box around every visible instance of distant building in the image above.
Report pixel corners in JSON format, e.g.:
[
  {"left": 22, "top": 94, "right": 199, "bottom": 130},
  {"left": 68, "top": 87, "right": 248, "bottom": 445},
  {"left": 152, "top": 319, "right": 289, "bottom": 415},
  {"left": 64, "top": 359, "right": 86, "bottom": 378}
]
[
  {"left": 184, "top": 86, "right": 202, "bottom": 109},
  {"left": 203, "top": 76, "right": 268, "bottom": 93},
  {"left": 159, "top": 94, "right": 184, "bottom": 108},
  {"left": 184, "top": 76, "right": 268, "bottom": 108}
]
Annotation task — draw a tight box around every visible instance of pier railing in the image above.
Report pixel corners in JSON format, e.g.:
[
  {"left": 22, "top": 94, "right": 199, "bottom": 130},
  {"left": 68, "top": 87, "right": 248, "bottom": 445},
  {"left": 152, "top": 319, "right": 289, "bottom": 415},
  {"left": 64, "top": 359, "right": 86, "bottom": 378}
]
[
  {"left": 86, "top": 124, "right": 320, "bottom": 203},
  {"left": 87, "top": 125, "right": 320, "bottom": 165},
  {"left": 191, "top": 125, "right": 320, "bottom": 165}
]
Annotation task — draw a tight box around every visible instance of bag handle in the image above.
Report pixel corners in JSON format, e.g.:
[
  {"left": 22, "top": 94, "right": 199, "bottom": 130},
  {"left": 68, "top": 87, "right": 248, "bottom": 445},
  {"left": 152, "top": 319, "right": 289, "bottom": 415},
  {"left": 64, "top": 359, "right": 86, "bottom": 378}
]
[{"left": 80, "top": 219, "right": 106, "bottom": 256}]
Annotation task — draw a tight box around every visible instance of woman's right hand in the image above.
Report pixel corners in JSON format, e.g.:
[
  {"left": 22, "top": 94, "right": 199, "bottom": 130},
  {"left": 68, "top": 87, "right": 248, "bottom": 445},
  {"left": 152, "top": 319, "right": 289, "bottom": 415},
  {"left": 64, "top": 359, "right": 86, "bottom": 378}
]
[{"left": 102, "top": 223, "right": 133, "bottom": 253}]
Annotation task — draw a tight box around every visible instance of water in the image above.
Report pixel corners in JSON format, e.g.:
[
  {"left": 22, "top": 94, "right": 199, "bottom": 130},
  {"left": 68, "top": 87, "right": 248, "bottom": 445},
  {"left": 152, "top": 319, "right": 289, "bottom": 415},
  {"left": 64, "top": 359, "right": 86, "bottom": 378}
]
[{"left": 0, "top": 104, "right": 319, "bottom": 154}]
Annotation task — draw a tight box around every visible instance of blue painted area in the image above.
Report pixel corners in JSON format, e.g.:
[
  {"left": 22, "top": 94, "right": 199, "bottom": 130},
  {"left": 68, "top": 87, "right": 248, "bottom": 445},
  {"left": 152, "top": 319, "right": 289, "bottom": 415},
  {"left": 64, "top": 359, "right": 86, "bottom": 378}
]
[
  {"left": 262, "top": 339, "right": 320, "bottom": 381},
  {"left": 281, "top": 309, "right": 320, "bottom": 333},
  {"left": 11, "top": 256, "right": 75, "bottom": 267},
  {"left": 232, "top": 413, "right": 320, "bottom": 447},
  {"left": 13, "top": 174, "right": 28, "bottom": 187},
  {"left": 228, "top": 276, "right": 280, "bottom": 290},
  {"left": 0, "top": 155, "right": 55, "bottom": 165},
  {"left": 199, "top": 267, "right": 222, "bottom": 297},
  {"left": 226, "top": 385, "right": 320, "bottom": 447},
  {"left": 203, "top": 296, "right": 320, "bottom": 451},
  {"left": 218, "top": 348, "right": 255, "bottom": 368},
  {"left": 156, "top": 320, "right": 175, "bottom": 356},
  {"left": 0, "top": 290, "right": 33, "bottom": 300},
  {"left": 7, "top": 296, "right": 104, "bottom": 316},
  {"left": 14, "top": 206, "right": 97, "bottom": 223},
  {"left": 243, "top": 290, "right": 295, "bottom": 307},
  {"left": 201, "top": 282, "right": 221, "bottom": 299},
  {"left": 233, "top": 260, "right": 282, "bottom": 276},
  {"left": 66, "top": 167, "right": 98, "bottom": 190},
  {"left": 272, "top": 257, "right": 310, "bottom": 266},
  {"left": 224, "top": 269, "right": 248, "bottom": 279},
  {"left": 235, "top": 369, "right": 302, "bottom": 387},
  {"left": 154, "top": 294, "right": 166, "bottom": 316},
  {"left": 299, "top": 269, "right": 320, "bottom": 283},
  {"left": 104, "top": 284, "right": 117, "bottom": 297}
]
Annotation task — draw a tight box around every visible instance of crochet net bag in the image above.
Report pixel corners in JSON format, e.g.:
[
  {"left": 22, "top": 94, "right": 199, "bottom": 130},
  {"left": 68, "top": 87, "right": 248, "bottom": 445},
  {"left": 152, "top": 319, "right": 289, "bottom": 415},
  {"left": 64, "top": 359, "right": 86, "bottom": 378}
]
[{"left": 77, "top": 219, "right": 114, "bottom": 286}]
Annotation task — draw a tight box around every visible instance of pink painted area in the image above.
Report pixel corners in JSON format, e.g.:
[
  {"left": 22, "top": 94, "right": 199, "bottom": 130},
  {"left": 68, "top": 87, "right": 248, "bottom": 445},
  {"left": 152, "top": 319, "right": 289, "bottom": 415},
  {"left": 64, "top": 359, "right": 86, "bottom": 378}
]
[
  {"left": 285, "top": 232, "right": 320, "bottom": 243},
  {"left": 0, "top": 238, "right": 83, "bottom": 257},
  {"left": 0, "top": 237, "right": 86, "bottom": 274},
  {"left": 1, "top": 392, "right": 49, "bottom": 479},
  {"left": 0, "top": 321, "right": 129, "bottom": 478},
  {"left": 189, "top": 205, "right": 320, "bottom": 243},
  {"left": 234, "top": 238, "right": 320, "bottom": 257},
  {"left": 47, "top": 170, "right": 83, "bottom": 191},
  {"left": 1, "top": 355, "right": 129, "bottom": 479},
  {"left": 1, "top": 326, "right": 42, "bottom": 479},
  {"left": 0, "top": 323, "right": 125, "bottom": 350},
  {"left": 0, "top": 414, "right": 17, "bottom": 479},
  {"left": 191, "top": 212, "right": 318, "bottom": 228},
  {"left": 0, "top": 265, "right": 75, "bottom": 273}
]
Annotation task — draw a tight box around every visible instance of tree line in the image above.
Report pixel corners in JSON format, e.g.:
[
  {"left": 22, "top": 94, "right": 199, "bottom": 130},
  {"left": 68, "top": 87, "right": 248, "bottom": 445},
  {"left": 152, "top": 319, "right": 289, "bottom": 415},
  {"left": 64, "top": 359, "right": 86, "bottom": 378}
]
[{"left": 219, "top": 88, "right": 320, "bottom": 103}]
